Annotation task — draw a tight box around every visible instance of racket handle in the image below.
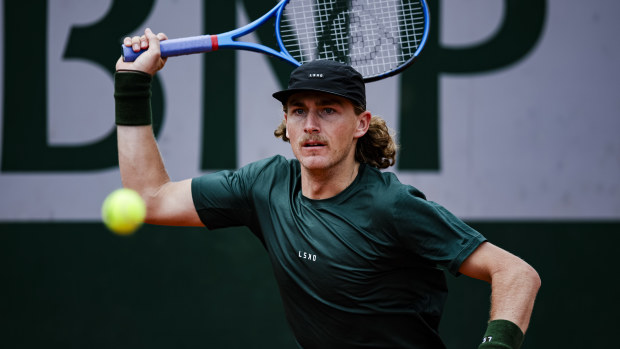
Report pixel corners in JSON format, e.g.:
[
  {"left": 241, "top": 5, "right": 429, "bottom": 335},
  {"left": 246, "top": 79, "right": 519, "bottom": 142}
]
[{"left": 122, "top": 35, "right": 218, "bottom": 62}]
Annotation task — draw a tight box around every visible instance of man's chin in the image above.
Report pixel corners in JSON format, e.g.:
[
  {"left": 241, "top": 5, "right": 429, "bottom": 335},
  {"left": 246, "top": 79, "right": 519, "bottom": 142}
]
[{"left": 298, "top": 155, "right": 330, "bottom": 171}]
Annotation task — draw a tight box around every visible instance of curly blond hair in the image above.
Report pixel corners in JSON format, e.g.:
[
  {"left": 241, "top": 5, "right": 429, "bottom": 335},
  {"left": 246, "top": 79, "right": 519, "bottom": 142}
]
[{"left": 273, "top": 106, "right": 398, "bottom": 169}]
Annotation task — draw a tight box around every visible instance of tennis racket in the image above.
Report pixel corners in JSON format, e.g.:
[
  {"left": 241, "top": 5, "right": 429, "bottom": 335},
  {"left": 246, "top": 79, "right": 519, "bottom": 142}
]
[{"left": 122, "top": 0, "right": 430, "bottom": 82}]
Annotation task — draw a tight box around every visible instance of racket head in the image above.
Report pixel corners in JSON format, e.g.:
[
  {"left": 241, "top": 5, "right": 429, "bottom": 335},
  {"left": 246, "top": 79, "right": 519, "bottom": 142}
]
[{"left": 277, "top": 0, "right": 430, "bottom": 82}]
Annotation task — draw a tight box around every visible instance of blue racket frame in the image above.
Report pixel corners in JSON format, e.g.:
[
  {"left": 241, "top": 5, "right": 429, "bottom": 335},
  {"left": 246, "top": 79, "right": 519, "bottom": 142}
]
[
  {"left": 122, "top": 0, "right": 430, "bottom": 82},
  {"left": 122, "top": 0, "right": 297, "bottom": 65}
]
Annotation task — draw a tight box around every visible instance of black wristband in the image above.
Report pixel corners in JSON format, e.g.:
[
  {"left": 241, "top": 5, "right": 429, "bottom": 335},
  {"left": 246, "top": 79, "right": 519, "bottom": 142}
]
[
  {"left": 114, "top": 70, "right": 153, "bottom": 125},
  {"left": 478, "top": 319, "right": 524, "bottom": 349}
]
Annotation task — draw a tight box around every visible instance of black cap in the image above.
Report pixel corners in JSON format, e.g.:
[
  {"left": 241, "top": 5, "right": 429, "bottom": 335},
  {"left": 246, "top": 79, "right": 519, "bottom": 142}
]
[{"left": 273, "top": 60, "right": 366, "bottom": 109}]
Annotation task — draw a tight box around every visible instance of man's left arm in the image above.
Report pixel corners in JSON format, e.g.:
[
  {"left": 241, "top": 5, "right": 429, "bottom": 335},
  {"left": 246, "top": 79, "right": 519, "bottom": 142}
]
[{"left": 459, "top": 242, "right": 541, "bottom": 348}]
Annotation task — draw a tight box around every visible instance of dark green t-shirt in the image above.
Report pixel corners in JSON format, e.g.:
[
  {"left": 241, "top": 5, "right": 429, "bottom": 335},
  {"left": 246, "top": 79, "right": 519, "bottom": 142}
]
[{"left": 192, "top": 155, "right": 486, "bottom": 349}]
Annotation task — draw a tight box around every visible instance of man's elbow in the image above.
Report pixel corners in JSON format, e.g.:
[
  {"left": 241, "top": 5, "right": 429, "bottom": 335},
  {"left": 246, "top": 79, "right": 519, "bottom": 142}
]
[
  {"left": 517, "top": 260, "right": 542, "bottom": 293},
  {"left": 530, "top": 265, "right": 542, "bottom": 292},
  {"left": 493, "top": 256, "right": 541, "bottom": 293}
]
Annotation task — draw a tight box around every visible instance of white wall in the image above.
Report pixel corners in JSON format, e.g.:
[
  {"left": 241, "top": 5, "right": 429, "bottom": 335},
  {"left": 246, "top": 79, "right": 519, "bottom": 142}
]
[{"left": 0, "top": 0, "right": 618, "bottom": 221}]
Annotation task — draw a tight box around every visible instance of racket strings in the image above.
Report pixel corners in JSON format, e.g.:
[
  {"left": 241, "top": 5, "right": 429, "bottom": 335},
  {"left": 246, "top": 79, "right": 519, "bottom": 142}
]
[{"left": 280, "top": 0, "right": 426, "bottom": 79}]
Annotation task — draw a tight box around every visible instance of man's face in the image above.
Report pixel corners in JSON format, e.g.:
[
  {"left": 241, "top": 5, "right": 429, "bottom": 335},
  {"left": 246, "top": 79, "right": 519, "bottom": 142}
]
[{"left": 285, "top": 91, "right": 369, "bottom": 173}]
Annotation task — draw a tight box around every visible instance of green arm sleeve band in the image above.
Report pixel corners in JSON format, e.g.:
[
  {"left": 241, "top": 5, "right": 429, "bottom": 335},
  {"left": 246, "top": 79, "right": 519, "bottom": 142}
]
[
  {"left": 478, "top": 319, "right": 525, "bottom": 349},
  {"left": 114, "top": 70, "right": 153, "bottom": 126}
]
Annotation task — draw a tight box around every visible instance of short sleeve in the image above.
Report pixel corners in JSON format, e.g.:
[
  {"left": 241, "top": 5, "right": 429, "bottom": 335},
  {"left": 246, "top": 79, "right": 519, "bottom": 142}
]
[
  {"left": 191, "top": 169, "right": 254, "bottom": 230},
  {"left": 392, "top": 186, "right": 487, "bottom": 275},
  {"left": 191, "top": 155, "right": 290, "bottom": 231}
]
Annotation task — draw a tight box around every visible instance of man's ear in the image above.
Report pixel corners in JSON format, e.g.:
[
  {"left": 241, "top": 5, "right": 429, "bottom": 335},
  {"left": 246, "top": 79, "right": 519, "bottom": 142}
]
[{"left": 354, "top": 111, "right": 371, "bottom": 139}]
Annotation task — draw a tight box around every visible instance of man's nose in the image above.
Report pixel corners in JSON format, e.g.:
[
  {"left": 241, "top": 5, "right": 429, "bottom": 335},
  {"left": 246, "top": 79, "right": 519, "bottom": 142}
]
[{"left": 304, "top": 111, "right": 320, "bottom": 134}]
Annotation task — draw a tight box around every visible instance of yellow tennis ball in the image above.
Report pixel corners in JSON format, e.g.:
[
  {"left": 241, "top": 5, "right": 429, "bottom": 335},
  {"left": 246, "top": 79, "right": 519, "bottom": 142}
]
[{"left": 101, "top": 188, "right": 146, "bottom": 235}]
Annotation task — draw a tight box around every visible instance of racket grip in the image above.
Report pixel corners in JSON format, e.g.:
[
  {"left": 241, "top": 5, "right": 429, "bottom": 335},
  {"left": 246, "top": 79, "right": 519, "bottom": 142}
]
[{"left": 122, "top": 35, "right": 218, "bottom": 62}]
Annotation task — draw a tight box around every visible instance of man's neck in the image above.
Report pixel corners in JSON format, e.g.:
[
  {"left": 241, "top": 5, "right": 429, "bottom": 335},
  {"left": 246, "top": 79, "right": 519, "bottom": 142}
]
[{"left": 301, "top": 161, "right": 360, "bottom": 200}]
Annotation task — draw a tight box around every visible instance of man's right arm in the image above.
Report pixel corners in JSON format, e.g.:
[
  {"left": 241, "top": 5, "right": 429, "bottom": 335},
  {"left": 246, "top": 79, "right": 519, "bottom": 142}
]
[{"left": 115, "top": 28, "right": 203, "bottom": 227}]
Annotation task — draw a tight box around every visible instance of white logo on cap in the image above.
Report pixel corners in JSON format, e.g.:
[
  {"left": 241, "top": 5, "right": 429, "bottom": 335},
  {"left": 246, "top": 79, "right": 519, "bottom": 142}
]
[{"left": 308, "top": 73, "right": 324, "bottom": 78}]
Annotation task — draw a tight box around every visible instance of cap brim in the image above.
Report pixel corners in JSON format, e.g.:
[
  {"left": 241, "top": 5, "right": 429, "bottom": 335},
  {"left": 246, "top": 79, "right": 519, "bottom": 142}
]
[{"left": 272, "top": 88, "right": 363, "bottom": 107}]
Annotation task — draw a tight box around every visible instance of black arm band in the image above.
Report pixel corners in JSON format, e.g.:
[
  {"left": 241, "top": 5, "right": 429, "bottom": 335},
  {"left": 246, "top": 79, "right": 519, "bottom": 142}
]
[
  {"left": 478, "top": 319, "right": 524, "bottom": 349},
  {"left": 114, "top": 71, "right": 153, "bottom": 126}
]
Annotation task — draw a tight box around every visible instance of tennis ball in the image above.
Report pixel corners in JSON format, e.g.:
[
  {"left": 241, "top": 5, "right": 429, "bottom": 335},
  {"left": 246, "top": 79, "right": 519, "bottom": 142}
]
[{"left": 101, "top": 188, "right": 146, "bottom": 235}]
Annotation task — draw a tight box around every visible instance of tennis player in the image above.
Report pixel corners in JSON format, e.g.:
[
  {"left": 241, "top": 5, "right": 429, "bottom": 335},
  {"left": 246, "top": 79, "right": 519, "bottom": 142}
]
[{"left": 114, "top": 29, "right": 540, "bottom": 349}]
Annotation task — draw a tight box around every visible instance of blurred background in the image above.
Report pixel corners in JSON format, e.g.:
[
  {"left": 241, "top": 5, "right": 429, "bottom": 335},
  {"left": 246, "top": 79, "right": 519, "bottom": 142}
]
[{"left": 1, "top": 0, "right": 618, "bottom": 347}]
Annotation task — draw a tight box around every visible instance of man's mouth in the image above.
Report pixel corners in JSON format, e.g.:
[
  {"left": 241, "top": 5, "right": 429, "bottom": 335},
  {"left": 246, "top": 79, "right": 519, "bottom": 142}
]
[
  {"left": 303, "top": 142, "right": 326, "bottom": 148},
  {"left": 301, "top": 136, "right": 327, "bottom": 148}
]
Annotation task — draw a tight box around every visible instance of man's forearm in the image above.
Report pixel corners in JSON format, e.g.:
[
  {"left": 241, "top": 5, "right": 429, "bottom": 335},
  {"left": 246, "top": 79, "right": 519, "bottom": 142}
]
[
  {"left": 117, "top": 125, "right": 170, "bottom": 195},
  {"left": 114, "top": 71, "right": 171, "bottom": 212},
  {"left": 459, "top": 243, "right": 541, "bottom": 348},
  {"left": 478, "top": 260, "right": 540, "bottom": 349},
  {"left": 488, "top": 261, "right": 540, "bottom": 333}
]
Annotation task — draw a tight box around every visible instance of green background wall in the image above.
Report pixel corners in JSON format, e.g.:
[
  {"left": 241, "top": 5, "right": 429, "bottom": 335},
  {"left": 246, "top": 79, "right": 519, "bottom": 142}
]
[{"left": 2, "top": 222, "right": 619, "bottom": 348}]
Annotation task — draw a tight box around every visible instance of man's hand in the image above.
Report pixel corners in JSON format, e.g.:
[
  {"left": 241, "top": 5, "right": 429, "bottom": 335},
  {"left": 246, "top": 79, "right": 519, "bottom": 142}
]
[{"left": 116, "top": 28, "right": 168, "bottom": 76}]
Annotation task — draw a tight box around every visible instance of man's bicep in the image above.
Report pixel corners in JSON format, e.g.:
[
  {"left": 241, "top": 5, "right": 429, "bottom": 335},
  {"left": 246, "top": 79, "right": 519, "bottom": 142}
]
[
  {"left": 145, "top": 178, "right": 204, "bottom": 227},
  {"left": 458, "top": 242, "right": 517, "bottom": 283}
]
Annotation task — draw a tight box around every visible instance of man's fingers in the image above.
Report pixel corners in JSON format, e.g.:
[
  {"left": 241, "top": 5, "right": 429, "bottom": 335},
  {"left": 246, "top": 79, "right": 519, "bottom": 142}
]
[
  {"left": 131, "top": 36, "right": 142, "bottom": 52},
  {"left": 140, "top": 35, "right": 148, "bottom": 49},
  {"left": 124, "top": 30, "right": 166, "bottom": 53},
  {"left": 144, "top": 28, "right": 161, "bottom": 53}
]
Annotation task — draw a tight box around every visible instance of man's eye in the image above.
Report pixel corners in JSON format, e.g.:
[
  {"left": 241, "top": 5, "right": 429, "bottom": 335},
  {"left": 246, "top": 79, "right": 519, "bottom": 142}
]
[
  {"left": 291, "top": 109, "right": 305, "bottom": 115},
  {"left": 323, "top": 108, "right": 335, "bottom": 114}
]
